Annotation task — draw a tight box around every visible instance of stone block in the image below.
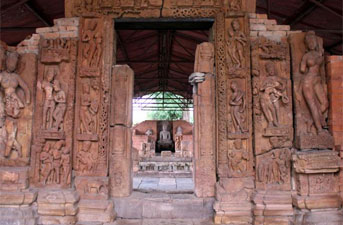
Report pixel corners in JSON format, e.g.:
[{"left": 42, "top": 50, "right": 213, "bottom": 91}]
[
  {"left": 75, "top": 176, "right": 109, "bottom": 200},
  {"left": 256, "top": 14, "right": 268, "bottom": 19},
  {"left": 54, "top": 17, "right": 80, "bottom": 26},
  {"left": 0, "top": 167, "right": 29, "bottom": 191},
  {"left": 266, "top": 25, "right": 290, "bottom": 31},
  {"left": 37, "top": 190, "right": 79, "bottom": 216},
  {"left": 292, "top": 150, "right": 340, "bottom": 173},
  {"left": 0, "top": 207, "right": 36, "bottom": 225},
  {"left": 0, "top": 190, "right": 37, "bottom": 205},
  {"left": 78, "top": 199, "right": 116, "bottom": 223},
  {"left": 293, "top": 194, "right": 342, "bottom": 209},
  {"left": 250, "top": 24, "right": 267, "bottom": 31},
  {"left": 38, "top": 215, "right": 77, "bottom": 225}
]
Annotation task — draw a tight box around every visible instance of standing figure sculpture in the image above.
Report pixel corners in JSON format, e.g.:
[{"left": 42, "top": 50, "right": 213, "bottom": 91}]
[
  {"left": 41, "top": 67, "right": 56, "bottom": 130},
  {"left": 80, "top": 80, "right": 98, "bottom": 134},
  {"left": 260, "top": 62, "right": 289, "bottom": 128},
  {"left": 0, "top": 51, "right": 30, "bottom": 158},
  {"left": 229, "top": 81, "right": 247, "bottom": 133},
  {"left": 299, "top": 31, "right": 328, "bottom": 135},
  {"left": 175, "top": 126, "right": 183, "bottom": 152},
  {"left": 52, "top": 80, "right": 67, "bottom": 131},
  {"left": 227, "top": 19, "right": 247, "bottom": 69}
]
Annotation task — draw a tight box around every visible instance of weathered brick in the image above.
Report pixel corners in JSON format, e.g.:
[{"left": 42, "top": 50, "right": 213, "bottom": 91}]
[
  {"left": 36, "top": 27, "right": 53, "bottom": 34},
  {"left": 54, "top": 17, "right": 80, "bottom": 26},
  {"left": 250, "top": 24, "right": 267, "bottom": 31},
  {"left": 256, "top": 14, "right": 268, "bottom": 19},
  {"left": 43, "top": 32, "right": 60, "bottom": 39},
  {"left": 259, "top": 31, "right": 286, "bottom": 42},
  {"left": 248, "top": 13, "right": 257, "bottom": 19},
  {"left": 59, "top": 31, "right": 78, "bottom": 38},
  {"left": 267, "top": 25, "right": 290, "bottom": 31}
]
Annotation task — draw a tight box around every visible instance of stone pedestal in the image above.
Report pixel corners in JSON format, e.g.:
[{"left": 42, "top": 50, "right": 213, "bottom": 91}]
[
  {"left": 214, "top": 177, "right": 254, "bottom": 224},
  {"left": 292, "top": 150, "right": 342, "bottom": 224},
  {"left": 37, "top": 190, "right": 79, "bottom": 225},
  {"left": 77, "top": 200, "right": 115, "bottom": 223}
]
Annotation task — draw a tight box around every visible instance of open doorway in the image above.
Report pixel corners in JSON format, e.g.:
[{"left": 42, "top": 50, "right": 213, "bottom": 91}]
[{"left": 115, "top": 19, "right": 212, "bottom": 193}]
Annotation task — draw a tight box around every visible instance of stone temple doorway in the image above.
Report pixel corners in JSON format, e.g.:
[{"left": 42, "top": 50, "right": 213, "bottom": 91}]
[{"left": 114, "top": 19, "right": 215, "bottom": 195}]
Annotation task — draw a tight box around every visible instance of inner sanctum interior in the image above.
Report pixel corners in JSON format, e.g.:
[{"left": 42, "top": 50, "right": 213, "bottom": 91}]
[{"left": 115, "top": 20, "right": 212, "bottom": 192}]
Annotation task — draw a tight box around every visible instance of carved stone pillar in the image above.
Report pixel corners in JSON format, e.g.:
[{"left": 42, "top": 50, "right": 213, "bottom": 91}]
[
  {"left": 214, "top": 12, "right": 254, "bottom": 225},
  {"left": 251, "top": 37, "right": 294, "bottom": 224},
  {"left": 193, "top": 73, "right": 216, "bottom": 198},
  {"left": 289, "top": 32, "right": 342, "bottom": 224},
  {"left": 30, "top": 18, "right": 79, "bottom": 188},
  {"left": 109, "top": 65, "right": 134, "bottom": 197}
]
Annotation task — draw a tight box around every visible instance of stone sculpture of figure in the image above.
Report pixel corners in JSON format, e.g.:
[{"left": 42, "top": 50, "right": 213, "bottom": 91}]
[
  {"left": 51, "top": 140, "right": 64, "bottom": 184},
  {"left": 80, "top": 80, "right": 98, "bottom": 134},
  {"left": 60, "top": 146, "right": 71, "bottom": 185},
  {"left": 299, "top": 31, "right": 328, "bottom": 135},
  {"left": 41, "top": 67, "right": 56, "bottom": 129},
  {"left": 194, "top": 42, "right": 214, "bottom": 74},
  {"left": 0, "top": 51, "right": 30, "bottom": 119},
  {"left": 77, "top": 141, "right": 94, "bottom": 173},
  {"left": 228, "top": 139, "right": 249, "bottom": 173},
  {"left": 229, "top": 81, "right": 248, "bottom": 133},
  {"left": 260, "top": 62, "right": 289, "bottom": 128},
  {"left": 175, "top": 126, "right": 183, "bottom": 151},
  {"left": 40, "top": 142, "right": 53, "bottom": 184},
  {"left": 227, "top": 19, "right": 247, "bottom": 68},
  {"left": 157, "top": 123, "right": 173, "bottom": 150},
  {"left": 52, "top": 80, "right": 67, "bottom": 131},
  {"left": 82, "top": 20, "right": 99, "bottom": 67}
]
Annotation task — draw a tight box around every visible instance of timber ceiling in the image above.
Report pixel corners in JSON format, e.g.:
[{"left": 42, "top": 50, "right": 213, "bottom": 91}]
[{"left": 1, "top": 0, "right": 342, "bottom": 99}]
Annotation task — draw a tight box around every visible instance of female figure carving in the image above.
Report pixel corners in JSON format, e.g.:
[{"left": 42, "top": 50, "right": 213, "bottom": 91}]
[
  {"left": 260, "top": 62, "right": 289, "bottom": 128},
  {"left": 299, "top": 31, "right": 328, "bottom": 135},
  {"left": 229, "top": 81, "right": 247, "bottom": 133},
  {"left": 41, "top": 67, "right": 56, "bottom": 129}
]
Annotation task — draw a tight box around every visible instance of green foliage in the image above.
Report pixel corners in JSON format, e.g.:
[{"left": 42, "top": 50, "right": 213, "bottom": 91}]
[{"left": 146, "top": 92, "right": 186, "bottom": 121}]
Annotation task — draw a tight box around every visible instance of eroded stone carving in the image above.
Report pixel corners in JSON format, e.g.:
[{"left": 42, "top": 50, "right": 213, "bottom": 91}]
[
  {"left": 289, "top": 31, "right": 334, "bottom": 149},
  {"left": 226, "top": 19, "right": 247, "bottom": 75},
  {"left": 256, "top": 148, "right": 291, "bottom": 190},
  {"left": 251, "top": 37, "right": 293, "bottom": 155},
  {"left": 0, "top": 49, "right": 33, "bottom": 164},
  {"left": 38, "top": 140, "right": 71, "bottom": 185},
  {"left": 194, "top": 42, "right": 214, "bottom": 74},
  {"left": 229, "top": 81, "right": 248, "bottom": 134},
  {"left": 39, "top": 66, "right": 67, "bottom": 132}
]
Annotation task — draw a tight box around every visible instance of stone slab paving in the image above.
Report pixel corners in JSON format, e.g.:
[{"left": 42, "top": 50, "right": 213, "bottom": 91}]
[
  {"left": 112, "top": 219, "right": 215, "bottom": 225},
  {"left": 133, "top": 177, "right": 194, "bottom": 193}
]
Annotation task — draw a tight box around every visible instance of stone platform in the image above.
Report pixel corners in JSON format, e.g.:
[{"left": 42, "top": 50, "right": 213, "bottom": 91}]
[
  {"left": 133, "top": 177, "right": 194, "bottom": 194},
  {"left": 112, "top": 219, "right": 214, "bottom": 225},
  {"left": 113, "top": 192, "right": 214, "bottom": 220}
]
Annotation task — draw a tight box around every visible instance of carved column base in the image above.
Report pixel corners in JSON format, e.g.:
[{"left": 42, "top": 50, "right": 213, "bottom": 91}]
[
  {"left": 253, "top": 191, "right": 293, "bottom": 225},
  {"left": 292, "top": 150, "right": 342, "bottom": 212},
  {"left": 37, "top": 189, "right": 79, "bottom": 225},
  {"left": 214, "top": 177, "right": 254, "bottom": 224}
]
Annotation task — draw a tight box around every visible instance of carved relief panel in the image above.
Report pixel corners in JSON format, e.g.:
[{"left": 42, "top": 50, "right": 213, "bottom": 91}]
[
  {"left": 256, "top": 148, "right": 291, "bottom": 190},
  {"left": 224, "top": 15, "right": 253, "bottom": 178},
  {"left": 289, "top": 32, "right": 334, "bottom": 149},
  {"left": 0, "top": 45, "right": 36, "bottom": 167},
  {"left": 31, "top": 38, "right": 77, "bottom": 187},
  {"left": 251, "top": 37, "right": 293, "bottom": 155},
  {"left": 74, "top": 18, "right": 107, "bottom": 176}
]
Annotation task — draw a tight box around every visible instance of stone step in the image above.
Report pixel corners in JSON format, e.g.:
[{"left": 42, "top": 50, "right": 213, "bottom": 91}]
[
  {"left": 113, "top": 192, "right": 214, "bottom": 220},
  {"left": 111, "top": 219, "right": 215, "bottom": 225},
  {"left": 0, "top": 207, "right": 36, "bottom": 225}
]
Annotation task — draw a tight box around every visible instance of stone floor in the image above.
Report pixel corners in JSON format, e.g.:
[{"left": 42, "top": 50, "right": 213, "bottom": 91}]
[
  {"left": 111, "top": 219, "right": 214, "bottom": 225},
  {"left": 133, "top": 177, "right": 194, "bottom": 193}
]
